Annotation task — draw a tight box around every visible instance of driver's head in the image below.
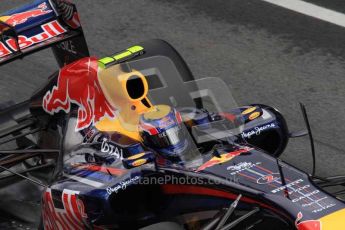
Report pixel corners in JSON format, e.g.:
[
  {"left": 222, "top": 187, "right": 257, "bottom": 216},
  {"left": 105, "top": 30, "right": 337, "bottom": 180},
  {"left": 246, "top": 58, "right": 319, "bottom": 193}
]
[{"left": 139, "top": 105, "right": 187, "bottom": 158}]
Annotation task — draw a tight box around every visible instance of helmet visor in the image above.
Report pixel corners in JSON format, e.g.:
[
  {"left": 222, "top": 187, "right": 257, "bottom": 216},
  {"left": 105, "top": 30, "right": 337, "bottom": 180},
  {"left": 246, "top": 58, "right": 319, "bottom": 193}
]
[{"left": 149, "top": 126, "right": 183, "bottom": 148}]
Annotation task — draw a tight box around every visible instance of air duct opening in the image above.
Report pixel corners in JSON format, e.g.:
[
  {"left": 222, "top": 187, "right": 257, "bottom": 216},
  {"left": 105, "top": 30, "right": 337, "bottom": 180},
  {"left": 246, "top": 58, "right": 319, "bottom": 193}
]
[{"left": 126, "top": 75, "right": 145, "bottom": 100}]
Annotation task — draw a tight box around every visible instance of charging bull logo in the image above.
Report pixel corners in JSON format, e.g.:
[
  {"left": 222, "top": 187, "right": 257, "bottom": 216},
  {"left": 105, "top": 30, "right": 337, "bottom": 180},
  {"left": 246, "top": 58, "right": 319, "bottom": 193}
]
[
  {"left": 196, "top": 147, "right": 252, "bottom": 171},
  {"left": 43, "top": 57, "right": 117, "bottom": 131},
  {"left": 295, "top": 212, "right": 321, "bottom": 230},
  {"left": 256, "top": 173, "right": 280, "bottom": 184},
  {"left": 0, "top": 3, "right": 52, "bottom": 27}
]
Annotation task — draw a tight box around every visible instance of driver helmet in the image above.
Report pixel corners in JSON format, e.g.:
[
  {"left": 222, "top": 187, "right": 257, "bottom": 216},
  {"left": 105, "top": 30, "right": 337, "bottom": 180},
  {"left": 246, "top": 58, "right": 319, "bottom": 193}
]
[{"left": 139, "top": 105, "right": 188, "bottom": 158}]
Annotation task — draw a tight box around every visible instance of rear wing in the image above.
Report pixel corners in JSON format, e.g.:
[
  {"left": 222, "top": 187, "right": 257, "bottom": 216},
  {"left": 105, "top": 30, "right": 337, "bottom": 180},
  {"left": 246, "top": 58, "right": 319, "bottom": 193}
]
[{"left": 0, "top": 0, "right": 89, "bottom": 67}]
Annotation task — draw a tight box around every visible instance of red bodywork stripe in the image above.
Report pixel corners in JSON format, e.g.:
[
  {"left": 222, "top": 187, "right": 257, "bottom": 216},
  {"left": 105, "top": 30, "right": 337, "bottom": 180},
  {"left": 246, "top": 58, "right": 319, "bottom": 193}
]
[
  {"left": 161, "top": 184, "right": 289, "bottom": 218},
  {"left": 63, "top": 193, "right": 83, "bottom": 230},
  {"left": 74, "top": 164, "right": 126, "bottom": 176},
  {"left": 219, "top": 112, "right": 236, "bottom": 122},
  {"left": 256, "top": 165, "right": 273, "bottom": 174}
]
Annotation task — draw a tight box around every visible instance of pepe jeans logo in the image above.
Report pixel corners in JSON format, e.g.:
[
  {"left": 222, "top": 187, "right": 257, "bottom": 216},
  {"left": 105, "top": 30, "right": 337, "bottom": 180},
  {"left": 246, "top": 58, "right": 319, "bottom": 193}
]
[
  {"left": 101, "top": 138, "right": 123, "bottom": 159},
  {"left": 106, "top": 176, "right": 140, "bottom": 195},
  {"left": 241, "top": 123, "right": 276, "bottom": 139}
]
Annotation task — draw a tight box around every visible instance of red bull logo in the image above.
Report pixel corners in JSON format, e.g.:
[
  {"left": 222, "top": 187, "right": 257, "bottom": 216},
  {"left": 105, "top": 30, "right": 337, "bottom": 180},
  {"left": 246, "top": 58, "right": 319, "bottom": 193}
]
[
  {"left": 43, "top": 57, "right": 117, "bottom": 131},
  {"left": 256, "top": 173, "right": 280, "bottom": 184},
  {"left": 1, "top": 2, "right": 52, "bottom": 27},
  {"left": 196, "top": 148, "right": 252, "bottom": 171},
  {"left": 0, "top": 20, "right": 66, "bottom": 58},
  {"left": 295, "top": 212, "right": 321, "bottom": 230}
]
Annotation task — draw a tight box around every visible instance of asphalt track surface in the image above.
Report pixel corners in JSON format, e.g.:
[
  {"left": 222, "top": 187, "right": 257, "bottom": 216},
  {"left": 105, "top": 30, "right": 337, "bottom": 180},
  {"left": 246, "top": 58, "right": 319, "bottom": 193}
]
[{"left": 1, "top": 0, "right": 345, "bottom": 228}]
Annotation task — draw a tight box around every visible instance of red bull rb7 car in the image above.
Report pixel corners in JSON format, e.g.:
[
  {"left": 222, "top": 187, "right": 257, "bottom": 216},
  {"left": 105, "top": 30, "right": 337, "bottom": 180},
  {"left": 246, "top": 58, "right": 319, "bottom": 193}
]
[{"left": 1, "top": 0, "right": 345, "bottom": 229}]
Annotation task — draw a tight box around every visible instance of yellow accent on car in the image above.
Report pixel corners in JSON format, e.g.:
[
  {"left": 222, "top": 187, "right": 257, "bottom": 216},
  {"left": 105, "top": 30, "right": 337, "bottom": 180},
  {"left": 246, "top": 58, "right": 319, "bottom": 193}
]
[
  {"left": 144, "top": 105, "right": 171, "bottom": 120},
  {"left": 318, "top": 208, "right": 345, "bottom": 230},
  {"left": 127, "top": 45, "right": 144, "bottom": 53},
  {"left": 98, "top": 45, "right": 144, "bottom": 69},
  {"left": 249, "top": 112, "right": 261, "bottom": 120},
  {"left": 96, "top": 65, "right": 153, "bottom": 140},
  {"left": 113, "top": 51, "right": 132, "bottom": 61},
  {"left": 98, "top": 57, "right": 115, "bottom": 69},
  {"left": 95, "top": 117, "right": 142, "bottom": 141},
  {"left": 127, "top": 153, "right": 146, "bottom": 160},
  {"left": 242, "top": 107, "right": 256, "bottom": 115},
  {"left": 132, "top": 159, "right": 147, "bottom": 167}
]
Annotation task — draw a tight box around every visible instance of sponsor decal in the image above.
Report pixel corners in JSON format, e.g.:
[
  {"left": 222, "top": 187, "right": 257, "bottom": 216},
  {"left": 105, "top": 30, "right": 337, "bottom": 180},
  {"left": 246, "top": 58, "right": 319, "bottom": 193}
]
[
  {"left": 295, "top": 212, "right": 321, "bottom": 230},
  {"left": 241, "top": 122, "right": 276, "bottom": 139},
  {"left": 0, "top": 2, "right": 52, "bottom": 27},
  {"left": 292, "top": 190, "right": 320, "bottom": 203},
  {"left": 301, "top": 197, "right": 328, "bottom": 208},
  {"left": 196, "top": 147, "right": 252, "bottom": 171},
  {"left": 56, "top": 40, "right": 77, "bottom": 55},
  {"left": 127, "top": 153, "right": 146, "bottom": 160},
  {"left": 311, "top": 203, "right": 336, "bottom": 214},
  {"left": 242, "top": 107, "right": 256, "bottom": 115},
  {"left": 42, "top": 188, "right": 89, "bottom": 229},
  {"left": 256, "top": 173, "right": 280, "bottom": 184},
  {"left": 101, "top": 138, "right": 123, "bottom": 159},
  {"left": 271, "top": 179, "right": 303, "bottom": 194},
  {"left": 271, "top": 179, "right": 337, "bottom": 214},
  {"left": 0, "top": 20, "right": 66, "bottom": 58},
  {"left": 43, "top": 57, "right": 117, "bottom": 131},
  {"left": 227, "top": 162, "right": 261, "bottom": 175},
  {"left": 106, "top": 176, "right": 140, "bottom": 195},
  {"left": 287, "top": 185, "right": 310, "bottom": 195},
  {"left": 249, "top": 112, "right": 261, "bottom": 120},
  {"left": 132, "top": 158, "right": 147, "bottom": 167}
]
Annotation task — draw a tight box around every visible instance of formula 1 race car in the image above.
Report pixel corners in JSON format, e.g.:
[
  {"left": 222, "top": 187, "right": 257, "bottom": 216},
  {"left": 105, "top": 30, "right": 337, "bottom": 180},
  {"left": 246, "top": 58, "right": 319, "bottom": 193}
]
[{"left": 1, "top": 1, "right": 345, "bottom": 230}]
